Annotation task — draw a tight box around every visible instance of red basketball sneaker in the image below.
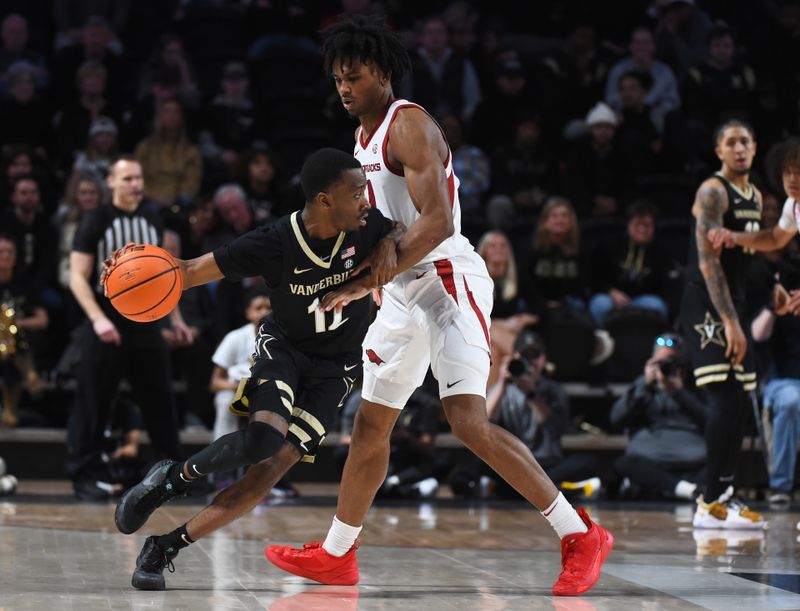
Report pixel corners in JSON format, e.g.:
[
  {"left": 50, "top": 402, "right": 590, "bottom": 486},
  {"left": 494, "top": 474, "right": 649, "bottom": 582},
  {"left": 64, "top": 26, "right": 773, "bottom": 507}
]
[
  {"left": 265, "top": 541, "right": 360, "bottom": 585},
  {"left": 551, "top": 507, "right": 614, "bottom": 596}
]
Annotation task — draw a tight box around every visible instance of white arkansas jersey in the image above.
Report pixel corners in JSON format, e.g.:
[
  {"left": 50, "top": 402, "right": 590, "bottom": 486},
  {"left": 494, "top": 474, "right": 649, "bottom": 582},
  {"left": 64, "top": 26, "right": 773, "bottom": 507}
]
[{"left": 354, "top": 99, "right": 473, "bottom": 265}]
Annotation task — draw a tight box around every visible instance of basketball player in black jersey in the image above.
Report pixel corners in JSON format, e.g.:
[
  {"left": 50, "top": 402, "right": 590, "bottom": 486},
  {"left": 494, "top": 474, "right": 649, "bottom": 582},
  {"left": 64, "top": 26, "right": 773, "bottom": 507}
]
[
  {"left": 679, "top": 119, "right": 765, "bottom": 529},
  {"left": 112, "top": 148, "right": 402, "bottom": 590}
]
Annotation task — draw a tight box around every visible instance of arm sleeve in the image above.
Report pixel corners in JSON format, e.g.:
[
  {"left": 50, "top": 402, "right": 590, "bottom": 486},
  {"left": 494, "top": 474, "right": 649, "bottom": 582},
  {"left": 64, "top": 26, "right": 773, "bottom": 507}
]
[
  {"left": 778, "top": 198, "right": 798, "bottom": 233},
  {"left": 212, "top": 224, "right": 282, "bottom": 286}
]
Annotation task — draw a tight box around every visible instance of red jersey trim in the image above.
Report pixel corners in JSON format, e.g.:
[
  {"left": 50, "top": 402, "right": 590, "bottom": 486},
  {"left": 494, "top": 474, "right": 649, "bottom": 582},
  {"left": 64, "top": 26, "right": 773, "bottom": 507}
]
[
  {"left": 463, "top": 278, "right": 491, "bottom": 350},
  {"left": 434, "top": 259, "right": 458, "bottom": 304},
  {"left": 358, "top": 102, "right": 392, "bottom": 150},
  {"left": 381, "top": 102, "right": 453, "bottom": 177}
]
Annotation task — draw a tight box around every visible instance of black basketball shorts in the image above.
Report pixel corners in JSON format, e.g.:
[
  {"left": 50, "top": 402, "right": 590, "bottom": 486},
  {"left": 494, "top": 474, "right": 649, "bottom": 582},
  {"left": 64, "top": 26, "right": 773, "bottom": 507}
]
[{"left": 230, "top": 322, "right": 362, "bottom": 462}]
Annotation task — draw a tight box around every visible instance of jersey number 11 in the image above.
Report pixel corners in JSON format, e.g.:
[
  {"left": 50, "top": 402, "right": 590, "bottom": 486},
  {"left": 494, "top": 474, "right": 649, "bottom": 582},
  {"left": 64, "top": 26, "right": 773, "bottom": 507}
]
[{"left": 307, "top": 297, "right": 346, "bottom": 333}]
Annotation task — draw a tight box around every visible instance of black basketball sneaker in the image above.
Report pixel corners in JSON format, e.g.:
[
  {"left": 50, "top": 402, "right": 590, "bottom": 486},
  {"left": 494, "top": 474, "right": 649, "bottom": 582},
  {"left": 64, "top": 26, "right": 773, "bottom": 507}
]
[
  {"left": 115, "top": 459, "right": 184, "bottom": 534},
  {"left": 132, "top": 536, "right": 179, "bottom": 590}
]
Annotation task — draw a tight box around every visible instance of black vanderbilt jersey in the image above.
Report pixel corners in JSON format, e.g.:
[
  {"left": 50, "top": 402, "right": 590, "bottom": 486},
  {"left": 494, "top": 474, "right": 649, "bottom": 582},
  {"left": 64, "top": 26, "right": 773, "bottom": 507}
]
[
  {"left": 213, "top": 208, "right": 394, "bottom": 357},
  {"left": 688, "top": 172, "right": 760, "bottom": 303}
]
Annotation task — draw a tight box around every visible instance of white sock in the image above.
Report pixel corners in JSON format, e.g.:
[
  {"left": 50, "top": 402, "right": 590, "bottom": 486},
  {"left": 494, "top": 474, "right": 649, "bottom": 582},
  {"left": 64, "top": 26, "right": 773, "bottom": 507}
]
[
  {"left": 674, "top": 480, "right": 697, "bottom": 500},
  {"left": 541, "top": 492, "right": 588, "bottom": 539},
  {"left": 322, "top": 516, "right": 362, "bottom": 557}
]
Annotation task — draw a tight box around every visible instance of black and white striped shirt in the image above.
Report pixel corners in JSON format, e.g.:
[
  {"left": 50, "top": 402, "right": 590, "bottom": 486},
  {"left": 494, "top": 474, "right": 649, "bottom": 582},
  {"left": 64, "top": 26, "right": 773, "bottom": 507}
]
[{"left": 72, "top": 201, "right": 163, "bottom": 293}]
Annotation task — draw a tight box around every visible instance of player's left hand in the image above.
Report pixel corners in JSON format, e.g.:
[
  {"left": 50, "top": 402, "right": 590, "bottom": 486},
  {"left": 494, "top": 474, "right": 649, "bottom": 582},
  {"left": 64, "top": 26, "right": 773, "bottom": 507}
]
[
  {"left": 354, "top": 238, "right": 398, "bottom": 287},
  {"left": 321, "top": 281, "right": 371, "bottom": 313},
  {"left": 776, "top": 287, "right": 800, "bottom": 316}
]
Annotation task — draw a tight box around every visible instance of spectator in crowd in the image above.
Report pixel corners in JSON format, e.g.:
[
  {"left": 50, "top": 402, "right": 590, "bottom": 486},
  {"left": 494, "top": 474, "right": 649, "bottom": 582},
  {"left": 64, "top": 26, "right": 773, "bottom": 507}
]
[
  {"left": 53, "top": 16, "right": 124, "bottom": 106},
  {"left": 70, "top": 116, "right": 118, "bottom": 184},
  {"left": 0, "top": 62, "right": 52, "bottom": 153},
  {"left": 242, "top": 146, "right": 287, "bottom": 224},
  {"left": 0, "top": 14, "right": 47, "bottom": 92},
  {"left": 181, "top": 196, "right": 218, "bottom": 260},
  {"left": 589, "top": 200, "right": 669, "bottom": 327},
  {"left": 55, "top": 172, "right": 104, "bottom": 293},
  {"left": 135, "top": 98, "right": 202, "bottom": 210},
  {"left": 400, "top": 15, "right": 481, "bottom": 122},
  {"left": 210, "top": 287, "right": 271, "bottom": 442},
  {"left": 652, "top": 0, "right": 713, "bottom": 80},
  {"left": 486, "top": 329, "right": 599, "bottom": 499},
  {"left": 0, "top": 234, "right": 47, "bottom": 427},
  {"left": 564, "top": 102, "right": 625, "bottom": 217},
  {"left": 489, "top": 112, "right": 559, "bottom": 217},
  {"left": 68, "top": 157, "right": 186, "bottom": 498},
  {"left": 611, "top": 333, "right": 708, "bottom": 500},
  {"left": 615, "top": 71, "right": 661, "bottom": 175},
  {"left": 2, "top": 175, "right": 57, "bottom": 295},
  {"left": 535, "top": 23, "right": 611, "bottom": 136},
  {"left": 605, "top": 26, "right": 681, "bottom": 132},
  {"left": 683, "top": 23, "right": 757, "bottom": 161},
  {"left": 137, "top": 34, "right": 199, "bottom": 108},
  {"left": 53, "top": 0, "right": 129, "bottom": 52},
  {"left": 525, "top": 196, "right": 589, "bottom": 318},
  {"left": 201, "top": 62, "right": 258, "bottom": 175},
  {"left": 124, "top": 66, "right": 184, "bottom": 150},
  {"left": 470, "top": 49, "right": 536, "bottom": 154},
  {"left": 477, "top": 229, "right": 538, "bottom": 387},
  {"left": 205, "top": 183, "right": 257, "bottom": 251},
  {"left": 204, "top": 184, "right": 260, "bottom": 342},
  {"left": 440, "top": 113, "right": 489, "bottom": 217},
  {"left": 55, "top": 60, "right": 121, "bottom": 173},
  {"left": 751, "top": 287, "right": 800, "bottom": 509}
]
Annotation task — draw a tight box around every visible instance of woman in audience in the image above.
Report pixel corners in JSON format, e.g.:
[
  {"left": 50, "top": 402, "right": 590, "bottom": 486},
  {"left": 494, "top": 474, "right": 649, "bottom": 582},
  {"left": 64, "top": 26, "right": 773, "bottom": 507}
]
[
  {"left": 135, "top": 98, "right": 202, "bottom": 209},
  {"left": 477, "top": 230, "right": 538, "bottom": 386}
]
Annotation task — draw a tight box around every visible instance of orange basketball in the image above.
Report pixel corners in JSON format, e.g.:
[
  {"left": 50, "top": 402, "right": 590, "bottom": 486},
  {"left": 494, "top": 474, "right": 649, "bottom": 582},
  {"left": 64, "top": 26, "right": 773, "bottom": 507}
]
[{"left": 105, "top": 244, "right": 183, "bottom": 322}]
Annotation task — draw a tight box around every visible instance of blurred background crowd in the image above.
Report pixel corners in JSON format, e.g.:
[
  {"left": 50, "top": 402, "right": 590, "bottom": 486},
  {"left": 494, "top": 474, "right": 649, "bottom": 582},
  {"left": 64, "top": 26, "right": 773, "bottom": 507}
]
[{"left": 2, "top": 0, "right": 800, "bottom": 503}]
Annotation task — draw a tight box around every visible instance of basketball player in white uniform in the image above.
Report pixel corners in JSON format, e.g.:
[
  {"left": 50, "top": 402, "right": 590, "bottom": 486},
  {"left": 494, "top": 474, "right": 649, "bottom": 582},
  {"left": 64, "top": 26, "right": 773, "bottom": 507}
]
[{"left": 266, "top": 16, "right": 613, "bottom": 596}]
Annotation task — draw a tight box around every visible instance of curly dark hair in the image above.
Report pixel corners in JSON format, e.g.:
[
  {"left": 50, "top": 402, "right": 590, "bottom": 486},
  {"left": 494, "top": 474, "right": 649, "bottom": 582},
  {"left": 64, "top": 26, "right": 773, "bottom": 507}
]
[
  {"left": 322, "top": 15, "right": 411, "bottom": 87},
  {"left": 765, "top": 138, "right": 800, "bottom": 195}
]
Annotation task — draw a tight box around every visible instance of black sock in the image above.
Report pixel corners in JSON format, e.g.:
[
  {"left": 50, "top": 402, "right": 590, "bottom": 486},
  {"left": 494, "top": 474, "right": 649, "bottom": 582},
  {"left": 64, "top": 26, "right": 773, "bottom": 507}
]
[
  {"left": 155, "top": 524, "right": 194, "bottom": 552},
  {"left": 167, "top": 463, "right": 191, "bottom": 491}
]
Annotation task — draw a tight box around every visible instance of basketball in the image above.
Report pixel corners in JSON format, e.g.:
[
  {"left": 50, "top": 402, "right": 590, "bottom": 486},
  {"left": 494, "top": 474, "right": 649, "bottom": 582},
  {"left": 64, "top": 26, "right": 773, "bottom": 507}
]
[{"left": 105, "top": 244, "right": 183, "bottom": 323}]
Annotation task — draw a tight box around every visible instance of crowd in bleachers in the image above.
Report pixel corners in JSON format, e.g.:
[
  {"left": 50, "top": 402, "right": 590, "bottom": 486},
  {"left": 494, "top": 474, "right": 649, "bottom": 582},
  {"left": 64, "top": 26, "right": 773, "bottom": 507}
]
[{"left": 2, "top": 0, "right": 800, "bottom": 501}]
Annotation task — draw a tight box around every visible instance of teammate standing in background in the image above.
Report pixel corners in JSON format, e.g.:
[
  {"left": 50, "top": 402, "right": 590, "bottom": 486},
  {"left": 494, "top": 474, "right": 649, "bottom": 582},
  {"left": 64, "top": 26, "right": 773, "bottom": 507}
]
[{"left": 678, "top": 120, "right": 765, "bottom": 529}]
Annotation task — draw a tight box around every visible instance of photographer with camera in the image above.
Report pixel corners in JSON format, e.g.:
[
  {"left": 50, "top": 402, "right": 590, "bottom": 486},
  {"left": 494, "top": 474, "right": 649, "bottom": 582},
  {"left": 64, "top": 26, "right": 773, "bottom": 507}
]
[
  {"left": 486, "top": 329, "right": 599, "bottom": 499},
  {"left": 611, "top": 333, "right": 709, "bottom": 500}
]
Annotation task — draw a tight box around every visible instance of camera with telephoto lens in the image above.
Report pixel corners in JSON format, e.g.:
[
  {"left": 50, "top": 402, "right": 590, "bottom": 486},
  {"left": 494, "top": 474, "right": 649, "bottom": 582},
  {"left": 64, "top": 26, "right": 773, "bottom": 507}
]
[
  {"left": 657, "top": 356, "right": 681, "bottom": 377},
  {"left": 508, "top": 356, "right": 530, "bottom": 377}
]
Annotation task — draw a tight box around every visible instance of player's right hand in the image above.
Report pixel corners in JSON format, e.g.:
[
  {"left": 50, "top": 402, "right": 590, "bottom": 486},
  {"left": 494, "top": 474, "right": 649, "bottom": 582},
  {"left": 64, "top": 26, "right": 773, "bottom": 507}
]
[
  {"left": 93, "top": 316, "right": 121, "bottom": 345},
  {"left": 723, "top": 318, "right": 747, "bottom": 365},
  {"left": 100, "top": 242, "right": 136, "bottom": 296},
  {"left": 708, "top": 228, "right": 736, "bottom": 251}
]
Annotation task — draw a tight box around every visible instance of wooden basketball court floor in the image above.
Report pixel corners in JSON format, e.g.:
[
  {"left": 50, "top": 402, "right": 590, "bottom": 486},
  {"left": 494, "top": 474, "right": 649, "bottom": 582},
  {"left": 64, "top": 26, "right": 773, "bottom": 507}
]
[{"left": 3, "top": 481, "right": 800, "bottom": 610}]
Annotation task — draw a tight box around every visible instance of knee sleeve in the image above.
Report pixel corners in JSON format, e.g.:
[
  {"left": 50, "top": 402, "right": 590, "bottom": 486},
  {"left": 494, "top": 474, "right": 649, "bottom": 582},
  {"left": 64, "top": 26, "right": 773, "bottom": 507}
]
[{"left": 243, "top": 421, "right": 286, "bottom": 464}]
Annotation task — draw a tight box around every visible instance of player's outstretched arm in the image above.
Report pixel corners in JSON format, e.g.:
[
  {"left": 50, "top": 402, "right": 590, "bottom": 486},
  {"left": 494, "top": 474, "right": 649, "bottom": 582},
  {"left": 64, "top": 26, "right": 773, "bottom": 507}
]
[
  {"left": 389, "top": 108, "right": 455, "bottom": 273},
  {"left": 352, "top": 221, "right": 406, "bottom": 287},
  {"left": 694, "top": 179, "right": 746, "bottom": 364}
]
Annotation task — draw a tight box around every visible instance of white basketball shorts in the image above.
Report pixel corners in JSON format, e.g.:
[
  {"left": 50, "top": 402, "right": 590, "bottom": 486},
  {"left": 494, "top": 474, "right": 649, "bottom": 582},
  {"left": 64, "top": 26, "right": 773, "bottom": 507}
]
[{"left": 361, "top": 251, "right": 493, "bottom": 409}]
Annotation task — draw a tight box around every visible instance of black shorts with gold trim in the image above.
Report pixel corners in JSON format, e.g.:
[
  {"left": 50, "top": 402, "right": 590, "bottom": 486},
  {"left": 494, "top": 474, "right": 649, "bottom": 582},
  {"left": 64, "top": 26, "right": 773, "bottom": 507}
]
[
  {"left": 678, "top": 283, "right": 757, "bottom": 391},
  {"left": 230, "top": 321, "right": 362, "bottom": 463}
]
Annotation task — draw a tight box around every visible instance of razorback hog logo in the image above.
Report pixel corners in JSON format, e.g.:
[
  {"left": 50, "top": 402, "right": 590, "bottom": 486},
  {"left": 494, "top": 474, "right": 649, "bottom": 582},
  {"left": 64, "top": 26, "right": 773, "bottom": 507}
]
[{"left": 366, "top": 349, "right": 384, "bottom": 366}]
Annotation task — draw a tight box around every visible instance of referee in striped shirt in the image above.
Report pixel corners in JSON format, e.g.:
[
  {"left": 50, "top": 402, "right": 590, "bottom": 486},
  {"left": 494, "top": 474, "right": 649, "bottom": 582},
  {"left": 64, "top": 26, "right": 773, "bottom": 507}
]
[{"left": 68, "top": 157, "right": 189, "bottom": 499}]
